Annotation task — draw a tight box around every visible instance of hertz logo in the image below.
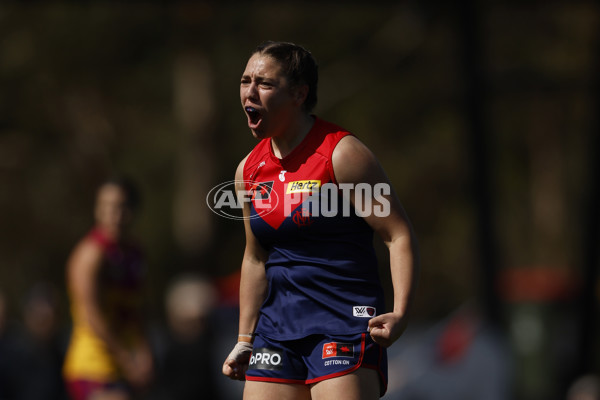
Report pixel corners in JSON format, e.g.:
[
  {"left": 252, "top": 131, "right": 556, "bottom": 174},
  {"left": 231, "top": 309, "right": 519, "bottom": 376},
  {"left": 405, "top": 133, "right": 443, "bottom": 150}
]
[{"left": 286, "top": 180, "right": 321, "bottom": 194}]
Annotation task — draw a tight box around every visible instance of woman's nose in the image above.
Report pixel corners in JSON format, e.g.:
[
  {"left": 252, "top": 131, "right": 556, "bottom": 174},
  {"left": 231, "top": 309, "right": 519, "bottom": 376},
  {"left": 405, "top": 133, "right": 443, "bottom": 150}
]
[{"left": 245, "top": 82, "right": 258, "bottom": 100}]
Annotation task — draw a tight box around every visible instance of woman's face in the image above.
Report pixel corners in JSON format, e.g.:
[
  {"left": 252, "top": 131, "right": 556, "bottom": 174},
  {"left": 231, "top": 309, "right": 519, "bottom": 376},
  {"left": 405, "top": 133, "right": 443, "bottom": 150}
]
[
  {"left": 94, "top": 184, "right": 131, "bottom": 237},
  {"left": 240, "top": 54, "right": 302, "bottom": 139}
]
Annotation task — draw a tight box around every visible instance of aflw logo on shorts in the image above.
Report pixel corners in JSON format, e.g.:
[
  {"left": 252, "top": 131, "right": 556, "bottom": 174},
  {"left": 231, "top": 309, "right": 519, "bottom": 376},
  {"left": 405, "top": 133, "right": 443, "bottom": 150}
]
[{"left": 353, "top": 306, "right": 376, "bottom": 318}]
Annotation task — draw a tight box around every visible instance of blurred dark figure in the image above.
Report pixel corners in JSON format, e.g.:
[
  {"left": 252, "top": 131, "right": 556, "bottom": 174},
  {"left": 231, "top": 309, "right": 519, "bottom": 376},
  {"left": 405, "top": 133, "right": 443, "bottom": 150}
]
[
  {"left": 567, "top": 375, "right": 600, "bottom": 400},
  {"left": 149, "top": 274, "right": 220, "bottom": 400},
  {"left": 0, "top": 288, "right": 63, "bottom": 400},
  {"left": 0, "top": 289, "right": 24, "bottom": 399},
  {"left": 385, "top": 302, "right": 513, "bottom": 400},
  {"left": 212, "top": 270, "right": 245, "bottom": 400},
  {"left": 20, "top": 282, "right": 69, "bottom": 400}
]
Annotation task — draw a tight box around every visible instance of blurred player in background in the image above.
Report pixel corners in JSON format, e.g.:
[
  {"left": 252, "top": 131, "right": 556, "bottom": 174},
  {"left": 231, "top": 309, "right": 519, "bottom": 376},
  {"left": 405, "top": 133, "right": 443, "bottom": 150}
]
[
  {"left": 63, "top": 177, "right": 153, "bottom": 400},
  {"left": 222, "top": 41, "right": 419, "bottom": 399},
  {"left": 148, "top": 274, "right": 220, "bottom": 400}
]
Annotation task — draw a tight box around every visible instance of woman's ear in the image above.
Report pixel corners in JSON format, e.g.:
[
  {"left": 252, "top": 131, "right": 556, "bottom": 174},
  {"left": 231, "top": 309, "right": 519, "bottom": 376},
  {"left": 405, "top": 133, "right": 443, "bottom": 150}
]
[{"left": 293, "top": 84, "right": 309, "bottom": 107}]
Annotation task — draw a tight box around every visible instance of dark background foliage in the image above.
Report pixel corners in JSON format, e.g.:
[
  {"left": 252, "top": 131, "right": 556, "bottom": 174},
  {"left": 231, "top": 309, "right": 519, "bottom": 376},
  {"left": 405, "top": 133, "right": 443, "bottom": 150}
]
[{"left": 1, "top": 2, "right": 599, "bottom": 399}]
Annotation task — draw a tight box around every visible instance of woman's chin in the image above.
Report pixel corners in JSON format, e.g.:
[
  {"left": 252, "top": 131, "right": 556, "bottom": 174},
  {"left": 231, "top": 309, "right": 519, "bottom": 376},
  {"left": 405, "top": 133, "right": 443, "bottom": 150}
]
[{"left": 250, "top": 128, "right": 268, "bottom": 140}]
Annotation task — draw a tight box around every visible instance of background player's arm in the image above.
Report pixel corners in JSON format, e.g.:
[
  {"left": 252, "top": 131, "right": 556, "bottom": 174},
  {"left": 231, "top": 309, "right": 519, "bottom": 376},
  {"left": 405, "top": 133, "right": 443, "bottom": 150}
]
[
  {"left": 67, "top": 240, "right": 151, "bottom": 386},
  {"left": 332, "top": 135, "right": 419, "bottom": 348},
  {"left": 223, "top": 157, "right": 268, "bottom": 380}
]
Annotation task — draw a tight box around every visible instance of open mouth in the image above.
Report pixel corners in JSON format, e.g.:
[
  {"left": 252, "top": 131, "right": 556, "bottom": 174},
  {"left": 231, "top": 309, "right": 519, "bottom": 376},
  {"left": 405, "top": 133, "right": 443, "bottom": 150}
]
[{"left": 245, "top": 106, "right": 262, "bottom": 127}]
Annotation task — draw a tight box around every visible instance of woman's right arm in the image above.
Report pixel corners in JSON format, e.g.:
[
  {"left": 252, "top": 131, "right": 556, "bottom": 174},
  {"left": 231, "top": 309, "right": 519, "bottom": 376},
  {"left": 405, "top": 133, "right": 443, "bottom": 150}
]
[
  {"left": 68, "top": 240, "right": 124, "bottom": 354},
  {"left": 67, "top": 239, "right": 150, "bottom": 387},
  {"left": 222, "top": 157, "right": 269, "bottom": 381}
]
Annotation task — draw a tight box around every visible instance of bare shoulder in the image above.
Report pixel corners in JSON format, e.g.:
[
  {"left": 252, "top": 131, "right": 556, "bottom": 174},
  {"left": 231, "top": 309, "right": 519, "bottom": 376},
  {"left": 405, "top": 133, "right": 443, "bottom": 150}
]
[
  {"left": 235, "top": 152, "right": 254, "bottom": 194},
  {"left": 333, "top": 134, "right": 374, "bottom": 158},
  {"left": 332, "top": 135, "right": 383, "bottom": 184},
  {"left": 68, "top": 235, "right": 103, "bottom": 271},
  {"left": 235, "top": 153, "right": 251, "bottom": 181}
]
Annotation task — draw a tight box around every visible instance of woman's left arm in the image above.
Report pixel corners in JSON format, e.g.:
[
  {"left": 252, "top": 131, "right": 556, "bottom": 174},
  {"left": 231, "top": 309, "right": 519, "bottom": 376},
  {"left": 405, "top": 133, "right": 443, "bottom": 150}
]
[{"left": 332, "top": 135, "right": 420, "bottom": 348}]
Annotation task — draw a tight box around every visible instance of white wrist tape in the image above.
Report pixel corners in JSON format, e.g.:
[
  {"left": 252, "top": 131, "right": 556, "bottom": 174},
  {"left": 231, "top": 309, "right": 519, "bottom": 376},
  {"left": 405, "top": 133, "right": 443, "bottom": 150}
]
[{"left": 227, "top": 341, "right": 253, "bottom": 362}]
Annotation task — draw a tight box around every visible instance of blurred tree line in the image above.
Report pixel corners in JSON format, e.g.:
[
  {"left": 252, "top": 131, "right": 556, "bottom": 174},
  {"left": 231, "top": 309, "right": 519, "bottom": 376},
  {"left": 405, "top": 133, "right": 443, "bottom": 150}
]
[{"left": 0, "top": 2, "right": 599, "bottom": 399}]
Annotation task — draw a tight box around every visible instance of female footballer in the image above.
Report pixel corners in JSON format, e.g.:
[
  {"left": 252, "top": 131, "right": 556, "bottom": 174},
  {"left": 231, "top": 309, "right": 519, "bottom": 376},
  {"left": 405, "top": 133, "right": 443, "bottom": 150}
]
[{"left": 222, "top": 41, "right": 419, "bottom": 400}]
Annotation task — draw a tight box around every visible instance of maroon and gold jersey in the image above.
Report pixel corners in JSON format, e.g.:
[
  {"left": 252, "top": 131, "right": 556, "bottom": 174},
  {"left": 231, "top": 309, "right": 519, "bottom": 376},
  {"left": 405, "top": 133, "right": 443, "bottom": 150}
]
[{"left": 63, "top": 229, "right": 145, "bottom": 381}]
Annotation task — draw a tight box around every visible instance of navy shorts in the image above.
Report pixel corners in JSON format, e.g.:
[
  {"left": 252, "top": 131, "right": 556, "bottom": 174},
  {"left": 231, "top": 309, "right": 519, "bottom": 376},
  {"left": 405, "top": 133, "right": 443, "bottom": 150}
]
[{"left": 245, "top": 332, "right": 388, "bottom": 396}]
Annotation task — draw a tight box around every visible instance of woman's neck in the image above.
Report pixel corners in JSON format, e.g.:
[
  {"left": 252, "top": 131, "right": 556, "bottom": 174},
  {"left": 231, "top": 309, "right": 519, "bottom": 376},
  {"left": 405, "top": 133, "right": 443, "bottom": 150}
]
[
  {"left": 270, "top": 114, "right": 315, "bottom": 159},
  {"left": 95, "top": 225, "right": 123, "bottom": 242}
]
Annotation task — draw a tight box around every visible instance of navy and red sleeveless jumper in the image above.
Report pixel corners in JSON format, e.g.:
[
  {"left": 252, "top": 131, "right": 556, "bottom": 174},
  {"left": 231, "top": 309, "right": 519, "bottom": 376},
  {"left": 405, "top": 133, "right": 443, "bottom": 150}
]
[{"left": 243, "top": 117, "right": 385, "bottom": 341}]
